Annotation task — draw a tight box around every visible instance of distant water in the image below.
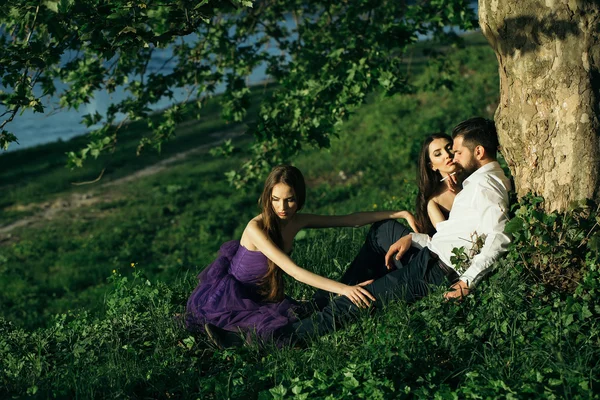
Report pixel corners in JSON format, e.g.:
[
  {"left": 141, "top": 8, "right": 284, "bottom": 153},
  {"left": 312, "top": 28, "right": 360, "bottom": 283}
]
[
  {"left": 1, "top": 3, "right": 478, "bottom": 152},
  {"left": 0, "top": 33, "right": 271, "bottom": 152}
]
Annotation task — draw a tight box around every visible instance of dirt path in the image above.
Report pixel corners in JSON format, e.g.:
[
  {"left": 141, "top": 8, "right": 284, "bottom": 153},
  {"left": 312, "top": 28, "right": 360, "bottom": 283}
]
[{"left": 0, "top": 128, "right": 244, "bottom": 236}]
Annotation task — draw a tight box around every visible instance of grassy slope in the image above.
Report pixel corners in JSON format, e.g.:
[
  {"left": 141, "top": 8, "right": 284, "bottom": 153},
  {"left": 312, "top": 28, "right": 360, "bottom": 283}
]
[
  {"left": 1, "top": 33, "right": 599, "bottom": 398},
  {"left": 0, "top": 83, "right": 277, "bottom": 224}
]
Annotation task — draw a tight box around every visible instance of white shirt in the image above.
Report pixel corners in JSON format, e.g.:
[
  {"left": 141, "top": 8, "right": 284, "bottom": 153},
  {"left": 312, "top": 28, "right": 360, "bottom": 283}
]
[{"left": 411, "top": 161, "right": 511, "bottom": 288}]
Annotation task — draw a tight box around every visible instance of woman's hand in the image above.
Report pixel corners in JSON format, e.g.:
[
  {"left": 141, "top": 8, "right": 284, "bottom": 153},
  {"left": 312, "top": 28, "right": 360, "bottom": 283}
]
[
  {"left": 403, "top": 212, "right": 418, "bottom": 233},
  {"left": 445, "top": 172, "right": 461, "bottom": 193},
  {"left": 340, "top": 280, "right": 375, "bottom": 308},
  {"left": 390, "top": 211, "right": 419, "bottom": 233}
]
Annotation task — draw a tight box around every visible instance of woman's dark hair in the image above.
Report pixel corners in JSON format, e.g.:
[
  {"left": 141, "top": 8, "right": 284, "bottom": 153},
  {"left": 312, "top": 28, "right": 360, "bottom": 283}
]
[
  {"left": 414, "top": 133, "right": 453, "bottom": 235},
  {"left": 258, "top": 165, "right": 306, "bottom": 302}
]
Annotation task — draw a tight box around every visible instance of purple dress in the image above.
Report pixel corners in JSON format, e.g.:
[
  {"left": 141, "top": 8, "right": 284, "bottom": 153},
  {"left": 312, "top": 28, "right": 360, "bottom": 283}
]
[{"left": 185, "top": 240, "right": 300, "bottom": 340}]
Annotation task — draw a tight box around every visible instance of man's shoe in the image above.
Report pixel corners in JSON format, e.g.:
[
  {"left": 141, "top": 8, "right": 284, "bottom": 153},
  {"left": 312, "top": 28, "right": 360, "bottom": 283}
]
[{"left": 204, "top": 323, "right": 244, "bottom": 349}]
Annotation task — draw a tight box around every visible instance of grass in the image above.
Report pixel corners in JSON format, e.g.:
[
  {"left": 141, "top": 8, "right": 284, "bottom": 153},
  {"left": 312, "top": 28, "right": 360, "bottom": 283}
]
[
  {"left": 0, "top": 32, "right": 599, "bottom": 398},
  {"left": 2, "top": 227, "right": 598, "bottom": 398}
]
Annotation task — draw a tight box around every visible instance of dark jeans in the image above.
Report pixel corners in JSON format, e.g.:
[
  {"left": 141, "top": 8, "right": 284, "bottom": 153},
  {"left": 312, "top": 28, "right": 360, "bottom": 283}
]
[
  {"left": 313, "top": 219, "right": 420, "bottom": 309},
  {"left": 280, "top": 220, "right": 458, "bottom": 342}
]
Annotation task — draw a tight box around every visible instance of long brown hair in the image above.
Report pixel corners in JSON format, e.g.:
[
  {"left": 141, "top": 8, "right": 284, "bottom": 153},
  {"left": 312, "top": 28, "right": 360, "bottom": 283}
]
[
  {"left": 258, "top": 165, "right": 306, "bottom": 302},
  {"left": 414, "top": 133, "right": 453, "bottom": 235}
]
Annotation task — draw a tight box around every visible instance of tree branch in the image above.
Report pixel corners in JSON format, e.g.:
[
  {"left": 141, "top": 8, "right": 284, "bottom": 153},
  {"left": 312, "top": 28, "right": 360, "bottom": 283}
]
[
  {"left": 148, "top": 25, "right": 199, "bottom": 45},
  {"left": 71, "top": 168, "right": 106, "bottom": 186},
  {"left": 0, "top": 109, "right": 19, "bottom": 131},
  {"left": 140, "top": 48, "right": 154, "bottom": 85},
  {"left": 25, "top": 1, "right": 41, "bottom": 44}
]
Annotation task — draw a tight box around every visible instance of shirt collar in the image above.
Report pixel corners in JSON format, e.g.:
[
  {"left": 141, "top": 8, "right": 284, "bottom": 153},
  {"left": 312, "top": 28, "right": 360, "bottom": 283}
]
[{"left": 462, "top": 161, "right": 501, "bottom": 187}]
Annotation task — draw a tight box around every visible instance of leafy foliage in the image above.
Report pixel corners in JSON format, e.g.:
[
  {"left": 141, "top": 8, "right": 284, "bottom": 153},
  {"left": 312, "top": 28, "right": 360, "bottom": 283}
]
[
  {"left": 0, "top": 0, "right": 247, "bottom": 147},
  {"left": 1, "top": 0, "right": 476, "bottom": 184},
  {"left": 504, "top": 194, "right": 600, "bottom": 292}
]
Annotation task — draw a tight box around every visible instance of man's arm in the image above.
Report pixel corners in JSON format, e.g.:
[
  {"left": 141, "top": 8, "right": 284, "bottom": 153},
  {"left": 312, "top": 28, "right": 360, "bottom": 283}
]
[
  {"left": 446, "top": 183, "right": 510, "bottom": 299},
  {"left": 384, "top": 232, "right": 431, "bottom": 269}
]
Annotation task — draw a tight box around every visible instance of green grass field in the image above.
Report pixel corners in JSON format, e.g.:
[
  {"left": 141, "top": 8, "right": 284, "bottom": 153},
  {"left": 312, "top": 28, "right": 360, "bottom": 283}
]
[{"left": 1, "top": 32, "right": 599, "bottom": 398}]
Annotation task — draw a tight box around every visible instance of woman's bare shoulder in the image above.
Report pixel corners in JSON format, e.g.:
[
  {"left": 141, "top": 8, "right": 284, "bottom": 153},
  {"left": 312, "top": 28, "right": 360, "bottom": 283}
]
[
  {"left": 243, "top": 215, "right": 263, "bottom": 236},
  {"left": 430, "top": 190, "right": 454, "bottom": 215},
  {"left": 240, "top": 216, "right": 263, "bottom": 250},
  {"left": 431, "top": 190, "right": 455, "bottom": 203},
  {"left": 428, "top": 194, "right": 441, "bottom": 205},
  {"left": 248, "top": 214, "right": 263, "bottom": 226},
  {"left": 427, "top": 198, "right": 440, "bottom": 210}
]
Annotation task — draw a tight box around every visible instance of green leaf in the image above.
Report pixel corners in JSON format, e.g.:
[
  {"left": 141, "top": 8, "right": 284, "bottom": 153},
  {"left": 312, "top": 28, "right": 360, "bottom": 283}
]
[
  {"left": 0, "top": 130, "right": 18, "bottom": 150},
  {"left": 119, "top": 26, "right": 137, "bottom": 35},
  {"left": 548, "top": 378, "right": 563, "bottom": 386},
  {"left": 44, "top": 1, "right": 58, "bottom": 12},
  {"left": 328, "top": 48, "right": 345, "bottom": 59},
  {"left": 504, "top": 217, "right": 524, "bottom": 234},
  {"left": 581, "top": 304, "right": 593, "bottom": 319},
  {"left": 564, "top": 313, "right": 574, "bottom": 326},
  {"left": 58, "top": 0, "right": 75, "bottom": 13},
  {"left": 269, "top": 384, "right": 287, "bottom": 399},
  {"left": 182, "top": 336, "right": 195, "bottom": 350},
  {"left": 194, "top": 0, "right": 210, "bottom": 9},
  {"left": 342, "top": 372, "right": 359, "bottom": 390}
]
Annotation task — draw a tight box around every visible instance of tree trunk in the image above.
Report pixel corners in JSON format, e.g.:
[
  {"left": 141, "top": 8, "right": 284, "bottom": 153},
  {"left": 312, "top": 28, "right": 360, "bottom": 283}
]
[{"left": 479, "top": 0, "right": 600, "bottom": 211}]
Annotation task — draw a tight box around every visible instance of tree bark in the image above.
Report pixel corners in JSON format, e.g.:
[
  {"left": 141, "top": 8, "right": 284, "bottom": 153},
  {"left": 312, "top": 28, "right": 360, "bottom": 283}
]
[{"left": 479, "top": 0, "right": 600, "bottom": 211}]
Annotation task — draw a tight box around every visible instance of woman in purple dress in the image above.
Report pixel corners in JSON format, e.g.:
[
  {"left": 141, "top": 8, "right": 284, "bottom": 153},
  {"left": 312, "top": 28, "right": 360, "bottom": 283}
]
[{"left": 185, "top": 165, "right": 412, "bottom": 345}]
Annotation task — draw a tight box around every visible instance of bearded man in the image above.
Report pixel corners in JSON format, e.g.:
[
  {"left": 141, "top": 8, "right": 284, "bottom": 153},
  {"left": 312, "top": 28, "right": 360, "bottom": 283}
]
[{"left": 278, "top": 117, "right": 512, "bottom": 342}]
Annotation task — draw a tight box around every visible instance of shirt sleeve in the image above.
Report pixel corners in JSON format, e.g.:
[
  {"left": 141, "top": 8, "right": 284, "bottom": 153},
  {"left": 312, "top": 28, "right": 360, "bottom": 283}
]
[
  {"left": 410, "top": 232, "right": 429, "bottom": 249},
  {"left": 459, "top": 180, "right": 511, "bottom": 288}
]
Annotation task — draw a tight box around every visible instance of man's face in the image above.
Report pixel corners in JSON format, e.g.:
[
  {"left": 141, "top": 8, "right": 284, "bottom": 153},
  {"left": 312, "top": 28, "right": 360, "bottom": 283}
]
[{"left": 452, "top": 136, "right": 480, "bottom": 175}]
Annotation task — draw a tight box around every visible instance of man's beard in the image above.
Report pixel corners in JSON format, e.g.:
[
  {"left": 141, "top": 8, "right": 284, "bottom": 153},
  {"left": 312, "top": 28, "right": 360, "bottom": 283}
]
[{"left": 458, "top": 158, "right": 480, "bottom": 178}]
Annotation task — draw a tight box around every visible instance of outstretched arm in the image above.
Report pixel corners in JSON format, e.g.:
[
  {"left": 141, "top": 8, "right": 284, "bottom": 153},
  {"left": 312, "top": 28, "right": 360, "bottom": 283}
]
[
  {"left": 298, "top": 210, "right": 417, "bottom": 230},
  {"left": 243, "top": 221, "right": 375, "bottom": 307}
]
